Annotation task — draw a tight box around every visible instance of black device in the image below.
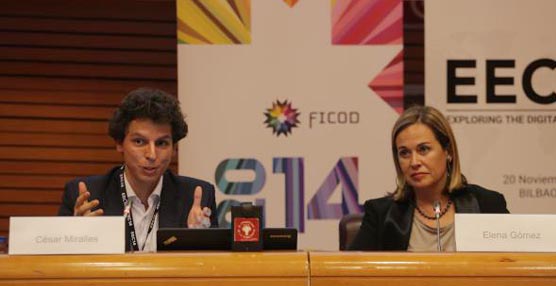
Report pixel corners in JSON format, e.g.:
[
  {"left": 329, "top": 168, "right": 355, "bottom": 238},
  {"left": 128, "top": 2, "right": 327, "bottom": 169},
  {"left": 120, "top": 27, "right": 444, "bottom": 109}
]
[
  {"left": 156, "top": 228, "right": 297, "bottom": 251},
  {"left": 157, "top": 228, "right": 230, "bottom": 251},
  {"left": 262, "top": 228, "right": 297, "bottom": 250},
  {"left": 231, "top": 203, "right": 263, "bottom": 251}
]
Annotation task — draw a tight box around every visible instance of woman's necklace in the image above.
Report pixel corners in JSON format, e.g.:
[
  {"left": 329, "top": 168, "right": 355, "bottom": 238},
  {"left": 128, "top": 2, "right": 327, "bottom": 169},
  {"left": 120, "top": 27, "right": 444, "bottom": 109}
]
[{"left": 415, "top": 200, "right": 452, "bottom": 220}]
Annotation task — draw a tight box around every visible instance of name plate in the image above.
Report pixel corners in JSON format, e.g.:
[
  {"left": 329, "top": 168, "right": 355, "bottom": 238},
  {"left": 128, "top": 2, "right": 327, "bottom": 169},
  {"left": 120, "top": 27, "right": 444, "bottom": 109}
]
[
  {"left": 455, "top": 214, "right": 556, "bottom": 252},
  {"left": 9, "top": 216, "right": 125, "bottom": 255}
]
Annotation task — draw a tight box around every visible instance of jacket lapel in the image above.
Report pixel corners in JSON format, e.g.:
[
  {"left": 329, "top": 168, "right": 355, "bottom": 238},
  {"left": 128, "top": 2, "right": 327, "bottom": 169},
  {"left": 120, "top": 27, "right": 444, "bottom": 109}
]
[
  {"left": 383, "top": 200, "right": 413, "bottom": 250},
  {"left": 100, "top": 167, "right": 125, "bottom": 216},
  {"left": 94, "top": 167, "right": 129, "bottom": 250},
  {"left": 159, "top": 171, "right": 189, "bottom": 228},
  {"left": 452, "top": 190, "right": 480, "bottom": 213}
]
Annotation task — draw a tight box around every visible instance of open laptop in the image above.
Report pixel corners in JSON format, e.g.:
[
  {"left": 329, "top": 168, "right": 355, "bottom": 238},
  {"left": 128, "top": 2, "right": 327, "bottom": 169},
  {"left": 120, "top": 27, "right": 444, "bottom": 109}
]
[{"left": 157, "top": 228, "right": 297, "bottom": 251}]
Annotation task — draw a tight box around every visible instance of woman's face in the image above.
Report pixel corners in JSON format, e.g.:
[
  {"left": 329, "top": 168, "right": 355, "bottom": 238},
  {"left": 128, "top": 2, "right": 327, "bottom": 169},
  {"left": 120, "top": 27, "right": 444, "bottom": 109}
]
[{"left": 395, "top": 123, "right": 449, "bottom": 195}]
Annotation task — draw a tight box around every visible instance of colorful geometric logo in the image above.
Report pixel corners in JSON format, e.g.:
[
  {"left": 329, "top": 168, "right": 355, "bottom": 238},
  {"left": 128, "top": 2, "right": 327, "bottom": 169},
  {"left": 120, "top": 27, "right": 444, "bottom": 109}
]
[
  {"left": 264, "top": 100, "right": 301, "bottom": 137},
  {"left": 177, "top": 0, "right": 251, "bottom": 44},
  {"left": 331, "top": 0, "right": 404, "bottom": 114},
  {"left": 331, "top": 0, "right": 402, "bottom": 45}
]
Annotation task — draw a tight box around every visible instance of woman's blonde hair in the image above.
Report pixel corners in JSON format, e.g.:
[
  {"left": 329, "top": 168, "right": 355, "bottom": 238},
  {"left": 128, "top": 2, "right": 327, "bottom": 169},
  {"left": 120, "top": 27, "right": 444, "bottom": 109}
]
[{"left": 391, "top": 105, "right": 465, "bottom": 201}]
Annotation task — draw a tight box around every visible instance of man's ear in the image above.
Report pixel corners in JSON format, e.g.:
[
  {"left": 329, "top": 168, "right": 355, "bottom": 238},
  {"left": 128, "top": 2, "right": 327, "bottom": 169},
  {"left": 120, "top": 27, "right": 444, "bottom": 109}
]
[{"left": 172, "top": 143, "right": 178, "bottom": 157}]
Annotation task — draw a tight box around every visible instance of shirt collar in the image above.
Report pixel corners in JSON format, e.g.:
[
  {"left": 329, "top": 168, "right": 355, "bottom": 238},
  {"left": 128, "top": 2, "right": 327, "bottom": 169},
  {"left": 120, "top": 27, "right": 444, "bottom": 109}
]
[{"left": 123, "top": 171, "right": 163, "bottom": 201}]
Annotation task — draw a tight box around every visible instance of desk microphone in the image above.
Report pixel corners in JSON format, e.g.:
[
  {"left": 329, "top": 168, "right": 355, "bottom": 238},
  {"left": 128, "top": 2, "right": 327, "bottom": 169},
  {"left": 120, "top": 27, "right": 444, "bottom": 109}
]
[
  {"left": 123, "top": 201, "right": 133, "bottom": 252},
  {"left": 433, "top": 201, "right": 442, "bottom": 252}
]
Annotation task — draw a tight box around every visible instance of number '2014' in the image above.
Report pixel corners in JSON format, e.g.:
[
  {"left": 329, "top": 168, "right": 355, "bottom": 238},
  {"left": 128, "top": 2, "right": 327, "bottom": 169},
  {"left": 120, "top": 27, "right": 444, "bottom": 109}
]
[{"left": 214, "top": 157, "right": 363, "bottom": 232}]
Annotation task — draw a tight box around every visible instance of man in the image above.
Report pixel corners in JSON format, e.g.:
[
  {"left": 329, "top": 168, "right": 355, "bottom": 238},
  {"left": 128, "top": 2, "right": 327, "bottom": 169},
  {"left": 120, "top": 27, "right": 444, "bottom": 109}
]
[{"left": 58, "top": 87, "right": 217, "bottom": 252}]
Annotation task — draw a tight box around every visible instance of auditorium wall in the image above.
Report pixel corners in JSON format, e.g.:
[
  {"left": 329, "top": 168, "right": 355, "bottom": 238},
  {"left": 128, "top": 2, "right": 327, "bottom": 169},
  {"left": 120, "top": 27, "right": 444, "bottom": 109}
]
[{"left": 0, "top": 0, "right": 178, "bottom": 238}]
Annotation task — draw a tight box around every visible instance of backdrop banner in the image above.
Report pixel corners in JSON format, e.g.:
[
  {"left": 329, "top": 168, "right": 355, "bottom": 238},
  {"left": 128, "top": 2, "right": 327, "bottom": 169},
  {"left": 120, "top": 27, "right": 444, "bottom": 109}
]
[
  {"left": 425, "top": 0, "right": 556, "bottom": 214},
  {"left": 177, "top": 0, "right": 403, "bottom": 250},
  {"left": 178, "top": 0, "right": 554, "bottom": 250}
]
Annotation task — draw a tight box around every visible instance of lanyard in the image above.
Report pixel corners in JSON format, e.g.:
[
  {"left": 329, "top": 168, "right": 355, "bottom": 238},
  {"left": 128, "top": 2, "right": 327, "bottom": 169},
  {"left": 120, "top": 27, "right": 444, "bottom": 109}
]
[{"left": 119, "top": 166, "right": 160, "bottom": 251}]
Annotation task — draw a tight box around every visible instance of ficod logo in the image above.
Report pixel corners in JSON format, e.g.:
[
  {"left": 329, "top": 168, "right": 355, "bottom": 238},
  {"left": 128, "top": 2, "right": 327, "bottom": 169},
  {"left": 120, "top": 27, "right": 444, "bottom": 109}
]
[{"left": 263, "top": 100, "right": 300, "bottom": 137}]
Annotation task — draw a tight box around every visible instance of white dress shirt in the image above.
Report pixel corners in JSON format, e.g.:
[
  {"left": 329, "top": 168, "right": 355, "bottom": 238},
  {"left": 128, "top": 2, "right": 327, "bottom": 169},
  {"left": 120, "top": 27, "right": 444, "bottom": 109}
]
[{"left": 124, "top": 173, "right": 163, "bottom": 252}]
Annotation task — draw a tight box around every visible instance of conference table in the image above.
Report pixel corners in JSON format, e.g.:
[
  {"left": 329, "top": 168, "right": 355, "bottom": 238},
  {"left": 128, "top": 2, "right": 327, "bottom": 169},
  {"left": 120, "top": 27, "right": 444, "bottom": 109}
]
[
  {"left": 1, "top": 251, "right": 555, "bottom": 285},
  {"left": 310, "top": 252, "right": 556, "bottom": 286}
]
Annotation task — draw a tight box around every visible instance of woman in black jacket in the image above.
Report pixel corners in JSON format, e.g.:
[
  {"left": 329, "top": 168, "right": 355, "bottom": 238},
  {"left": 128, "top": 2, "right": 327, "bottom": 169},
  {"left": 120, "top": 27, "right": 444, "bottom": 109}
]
[{"left": 349, "top": 105, "right": 509, "bottom": 251}]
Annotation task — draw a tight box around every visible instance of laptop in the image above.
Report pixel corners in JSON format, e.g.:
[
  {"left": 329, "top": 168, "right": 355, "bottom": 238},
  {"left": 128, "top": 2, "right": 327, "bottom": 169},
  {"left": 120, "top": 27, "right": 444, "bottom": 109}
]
[
  {"left": 157, "top": 228, "right": 230, "bottom": 251},
  {"left": 157, "top": 228, "right": 297, "bottom": 251}
]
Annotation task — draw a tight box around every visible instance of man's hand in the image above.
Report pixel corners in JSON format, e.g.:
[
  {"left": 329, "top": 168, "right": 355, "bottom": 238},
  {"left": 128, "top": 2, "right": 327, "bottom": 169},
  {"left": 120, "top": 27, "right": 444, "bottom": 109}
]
[
  {"left": 187, "top": 186, "right": 211, "bottom": 228},
  {"left": 73, "top": 182, "right": 104, "bottom": 216}
]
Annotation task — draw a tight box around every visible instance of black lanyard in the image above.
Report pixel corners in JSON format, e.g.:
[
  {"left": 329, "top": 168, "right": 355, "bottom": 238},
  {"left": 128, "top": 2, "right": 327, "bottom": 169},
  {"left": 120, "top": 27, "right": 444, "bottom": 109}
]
[{"left": 119, "top": 166, "right": 160, "bottom": 251}]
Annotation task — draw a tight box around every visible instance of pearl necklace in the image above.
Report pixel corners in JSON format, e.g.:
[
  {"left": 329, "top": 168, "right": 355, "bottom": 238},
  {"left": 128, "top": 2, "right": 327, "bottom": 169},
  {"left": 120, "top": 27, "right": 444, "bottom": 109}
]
[{"left": 415, "top": 200, "right": 452, "bottom": 220}]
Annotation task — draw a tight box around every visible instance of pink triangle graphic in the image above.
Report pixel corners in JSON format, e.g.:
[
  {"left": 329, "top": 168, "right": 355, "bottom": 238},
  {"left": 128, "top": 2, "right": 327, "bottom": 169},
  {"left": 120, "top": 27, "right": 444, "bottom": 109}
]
[{"left": 369, "top": 49, "right": 404, "bottom": 114}]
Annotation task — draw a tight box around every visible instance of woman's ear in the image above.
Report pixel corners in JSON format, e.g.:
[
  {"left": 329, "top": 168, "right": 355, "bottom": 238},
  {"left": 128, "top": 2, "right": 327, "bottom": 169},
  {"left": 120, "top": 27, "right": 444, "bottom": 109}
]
[{"left": 444, "top": 147, "right": 452, "bottom": 162}]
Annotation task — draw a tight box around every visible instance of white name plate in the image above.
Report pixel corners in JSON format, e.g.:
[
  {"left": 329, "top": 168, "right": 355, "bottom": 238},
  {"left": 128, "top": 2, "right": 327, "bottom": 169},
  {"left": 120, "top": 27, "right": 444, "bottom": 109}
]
[
  {"left": 9, "top": 216, "right": 125, "bottom": 255},
  {"left": 455, "top": 214, "right": 556, "bottom": 252}
]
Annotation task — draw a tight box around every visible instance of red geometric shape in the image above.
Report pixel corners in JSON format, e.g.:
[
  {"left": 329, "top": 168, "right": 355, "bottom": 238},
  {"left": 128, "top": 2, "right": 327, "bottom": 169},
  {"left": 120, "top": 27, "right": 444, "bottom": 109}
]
[
  {"left": 369, "top": 49, "right": 404, "bottom": 114},
  {"left": 332, "top": 0, "right": 402, "bottom": 45}
]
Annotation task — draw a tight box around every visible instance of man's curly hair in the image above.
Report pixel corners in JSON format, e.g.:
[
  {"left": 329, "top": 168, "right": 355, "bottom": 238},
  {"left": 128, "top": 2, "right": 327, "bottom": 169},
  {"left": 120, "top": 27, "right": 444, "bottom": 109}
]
[{"left": 108, "top": 87, "right": 188, "bottom": 143}]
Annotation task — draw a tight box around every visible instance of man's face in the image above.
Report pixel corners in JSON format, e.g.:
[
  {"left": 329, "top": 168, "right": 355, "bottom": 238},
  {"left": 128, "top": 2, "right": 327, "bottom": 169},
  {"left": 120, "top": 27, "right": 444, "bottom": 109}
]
[{"left": 116, "top": 118, "right": 175, "bottom": 191}]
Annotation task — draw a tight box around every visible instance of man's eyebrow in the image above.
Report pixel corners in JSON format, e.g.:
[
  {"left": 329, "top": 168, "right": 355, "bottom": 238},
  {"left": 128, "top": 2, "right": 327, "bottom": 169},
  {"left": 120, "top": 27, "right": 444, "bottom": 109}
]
[
  {"left": 128, "top": 132, "right": 145, "bottom": 137},
  {"left": 156, "top": 135, "right": 172, "bottom": 140}
]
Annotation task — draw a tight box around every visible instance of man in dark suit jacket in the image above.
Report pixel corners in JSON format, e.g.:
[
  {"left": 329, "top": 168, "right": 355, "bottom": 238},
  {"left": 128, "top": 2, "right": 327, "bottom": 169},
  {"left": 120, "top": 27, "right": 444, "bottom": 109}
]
[{"left": 58, "top": 87, "right": 217, "bottom": 252}]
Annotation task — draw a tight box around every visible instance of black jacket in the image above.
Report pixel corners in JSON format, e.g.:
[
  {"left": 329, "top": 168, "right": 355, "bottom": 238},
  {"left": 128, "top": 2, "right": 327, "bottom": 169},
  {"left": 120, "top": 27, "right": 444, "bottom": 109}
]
[
  {"left": 348, "top": 184, "right": 509, "bottom": 250},
  {"left": 58, "top": 166, "right": 218, "bottom": 249}
]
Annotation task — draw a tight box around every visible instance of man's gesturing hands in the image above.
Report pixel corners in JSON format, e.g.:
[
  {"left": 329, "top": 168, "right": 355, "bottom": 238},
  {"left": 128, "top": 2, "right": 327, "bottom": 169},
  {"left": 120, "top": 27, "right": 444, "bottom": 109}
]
[{"left": 73, "top": 182, "right": 104, "bottom": 216}]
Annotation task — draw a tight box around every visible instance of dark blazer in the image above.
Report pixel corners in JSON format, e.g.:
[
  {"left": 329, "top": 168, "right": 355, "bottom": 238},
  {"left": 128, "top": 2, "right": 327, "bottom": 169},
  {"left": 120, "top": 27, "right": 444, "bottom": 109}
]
[
  {"left": 348, "top": 184, "right": 509, "bottom": 251},
  {"left": 58, "top": 166, "right": 218, "bottom": 249}
]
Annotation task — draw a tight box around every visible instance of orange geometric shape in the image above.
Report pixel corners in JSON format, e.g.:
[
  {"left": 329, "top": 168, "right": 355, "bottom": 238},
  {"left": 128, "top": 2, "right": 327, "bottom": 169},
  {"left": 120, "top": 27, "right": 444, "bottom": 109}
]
[{"left": 283, "top": 0, "right": 299, "bottom": 8}]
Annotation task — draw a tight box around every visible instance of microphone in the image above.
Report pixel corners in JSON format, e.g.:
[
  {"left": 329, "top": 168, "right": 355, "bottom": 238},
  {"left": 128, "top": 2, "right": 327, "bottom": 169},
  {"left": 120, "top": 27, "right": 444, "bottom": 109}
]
[
  {"left": 433, "top": 201, "right": 442, "bottom": 252},
  {"left": 123, "top": 201, "right": 132, "bottom": 218},
  {"left": 123, "top": 201, "right": 134, "bottom": 252}
]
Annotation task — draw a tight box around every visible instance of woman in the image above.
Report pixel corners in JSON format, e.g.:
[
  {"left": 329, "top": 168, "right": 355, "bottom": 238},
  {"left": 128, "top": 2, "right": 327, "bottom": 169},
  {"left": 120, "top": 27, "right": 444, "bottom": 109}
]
[{"left": 349, "top": 105, "right": 509, "bottom": 251}]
